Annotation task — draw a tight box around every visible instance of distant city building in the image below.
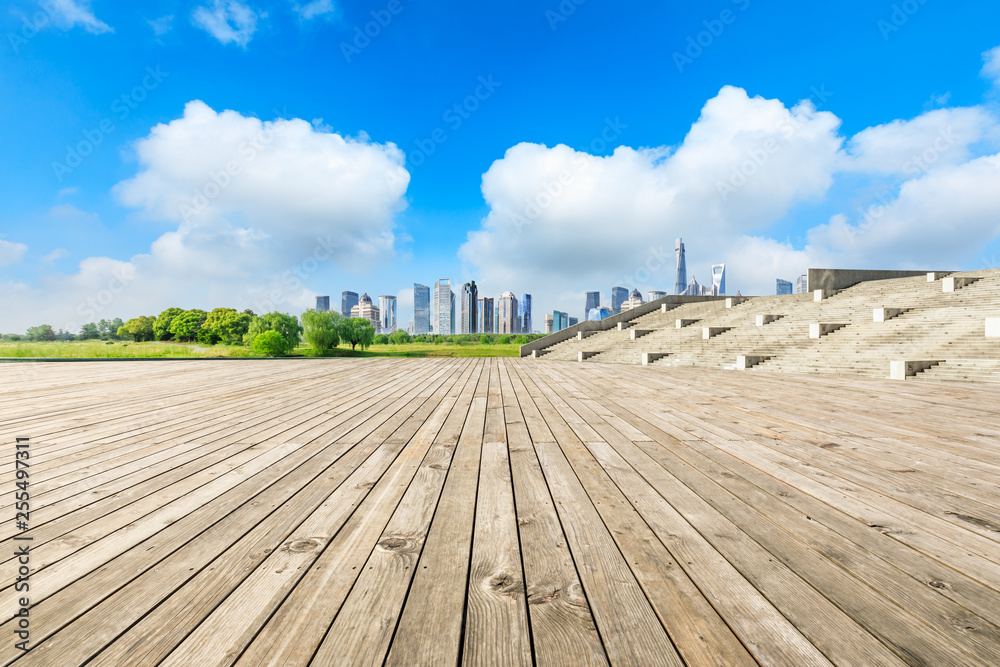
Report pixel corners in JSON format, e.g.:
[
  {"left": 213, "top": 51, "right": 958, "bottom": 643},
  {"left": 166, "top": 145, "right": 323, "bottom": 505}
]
[
  {"left": 611, "top": 286, "right": 628, "bottom": 313},
  {"left": 478, "top": 297, "right": 494, "bottom": 333},
  {"left": 408, "top": 319, "right": 414, "bottom": 334},
  {"left": 552, "top": 310, "right": 569, "bottom": 332},
  {"left": 544, "top": 314, "right": 554, "bottom": 334},
  {"left": 497, "top": 291, "right": 518, "bottom": 334},
  {"left": 648, "top": 290, "right": 667, "bottom": 302},
  {"left": 434, "top": 279, "right": 453, "bottom": 337},
  {"left": 675, "top": 238, "right": 687, "bottom": 295},
  {"left": 711, "top": 264, "right": 726, "bottom": 296},
  {"left": 568, "top": 317, "right": 578, "bottom": 327},
  {"left": 776, "top": 279, "right": 793, "bottom": 296},
  {"left": 518, "top": 294, "right": 532, "bottom": 335},
  {"left": 350, "top": 293, "right": 380, "bottom": 332},
  {"left": 461, "top": 281, "right": 478, "bottom": 334},
  {"left": 588, "top": 307, "right": 613, "bottom": 321},
  {"left": 413, "top": 283, "right": 431, "bottom": 334},
  {"left": 795, "top": 274, "right": 808, "bottom": 294},
  {"left": 585, "top": 291, "right": 600, "bottom": 321},
  {"left": 315, "top": 295, "right": 330, "bottom": 312},
  {"left": 620, "top": 288, "right": 644, "bottom": 313},
  {"left": 683, "top": 275, "right": 701, "bottom": 296},
  {"left": 341, "top": 291, "right": 359, "bottom": 318},
  {"left": 450, "top": 291, "right": 455, "bottom": 335},
  {"left": 378, "top": 295, "right": 397, "bottom": 333}
]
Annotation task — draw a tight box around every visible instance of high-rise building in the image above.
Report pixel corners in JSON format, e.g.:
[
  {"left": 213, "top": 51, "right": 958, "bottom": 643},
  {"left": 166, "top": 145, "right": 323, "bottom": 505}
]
[
  {"left": 648, "top": 290, "right": 667, "bottom": 302},
  {"left": 350, "top": 293, "right": 381, "bottom": 332},
  {"left": 518, "top": 294, "right": 532, "bottom": 334},
  {"left": 315, "top": 295, "right": 330, "bottom": 312},
  {"left": 585, "top": 291, "right": 600, "bottom": 321},
  {"left": 478, "top": 297, "right": 494, "bottom": 333},
  {"left": 711, "top": 264, "right": 726, "bottom": 296},
  {"left": 552, "top": 310, "right": 569, "bottom": 332},
  {"left": 378, "top": 295, "right": 397, "bottom": 333},
  {"left": 544, "top": 314, "right": 554, "bottom": 334},
  {"left": 684, "top": 275, "right": 701, "bottom": 296},
  {"left": 461, "top": 282, "right": 478, "bottom": 334},
  {"left": 776, "top": 279, "right": 793, "bottom": 295},
  {"left": 611, "top": 286, "right": 628, "bottom": 313},
  {"left": 675, "top": 238, "right": 687, "bottom": 295},
  {"left": 588, "top": 307, "right": 613, "bottom": 321},
  {"left": 795, "top": 274, "right": 808, "bottom": 294},
  {"left": 497, "top": 291, "right": 518, "bottom": 334},
  {"left": 434, "top": 279, "right": 453, "bottom": 337},
  {"left": 341, "top": 291, "right": 359, "bottom": 318},
  {"left": 413, "top": 283, "right": 431, "bottom": 334},
  {"left": 620, "top": 288, "right": 644, "bottom": 313},
  {"left": 568, "top": 317, "right": 578, "bottom": 327}
]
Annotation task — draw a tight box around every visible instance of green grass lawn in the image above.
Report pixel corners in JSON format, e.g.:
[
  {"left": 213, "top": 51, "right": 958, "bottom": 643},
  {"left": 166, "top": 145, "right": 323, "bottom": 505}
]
[{"left": 0, "top": 340, "right": 524, "bottom": 359}]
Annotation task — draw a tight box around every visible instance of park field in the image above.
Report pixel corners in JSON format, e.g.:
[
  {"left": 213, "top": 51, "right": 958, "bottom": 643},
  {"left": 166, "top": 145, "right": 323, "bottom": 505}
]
[{"left": 0, "top": 339, "right": 523, "bottom": 359}]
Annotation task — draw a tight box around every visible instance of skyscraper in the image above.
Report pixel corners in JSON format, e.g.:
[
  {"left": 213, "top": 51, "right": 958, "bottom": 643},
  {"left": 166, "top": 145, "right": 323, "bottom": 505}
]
[
  {"left": 519, "top": 294, "right": 532, "bottom": 334},
  {"left": 675, "top": 238, "right": 687, "bottom": 295},
  {"left": 620, "top": 289, "right": 644, "bottom": 313},
  {"left": 611, "top": 286, "right": 628, "bottom": 314},
  {"left": 584, "top": 291, "right": 600, "bottom": 321},
  {"left": 461, "top": 281, "right": 478, "bottom": 334},
  {"left": 315, "top": 295, "right": 330, "bottom": 312},
  {"left": 341, "top": 291, "right": 359, "bottom": 318},
  {"left": 776, "top": 279, "right": 793, "bottom": 295},
  {"left": 544, "top": 314, "right": 553, "bottom": 334},
  {"left": 568, "top": 317, "right": 578, "bottom": 327},
  {"left": 648, "top": 290, "right": 667, "bottom": 302},
  {"left": 795, "top": 275, "right": 808, "bottom": 294},
  {"left": 478, "top": 297, "right": 494, "bottom": 333},
  {"left": 685, "top": 275, "right": 701, "bottom": 296},
  {"left": 434, "top": 279, "right": 453, "bottom": 336},
  {"left": 588, "top": 307, "right": 612, "bottom": 321},
  {"left": 413, "top": 283, "right": 430, "bottom": 334},
  {"left": 711, "top": 264, "right": 726, "bottom": 296},
  {"left": 552, "top": 310, "right": 569, "bottom": 332},
  {"left": 497, "top": 291, "right": 518, "bottom": 334},
  {"left": 378, "top": 295, "right": 397, "bottom": 333}
]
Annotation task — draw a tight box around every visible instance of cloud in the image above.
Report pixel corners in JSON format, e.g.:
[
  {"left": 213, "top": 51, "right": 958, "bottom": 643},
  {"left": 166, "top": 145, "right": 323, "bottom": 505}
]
[
  {"left": 291, "top": 0, "right": 335, "bottom": 21},
  {"left": 0, "top": 101, "right": 409, "bottom": 333},
  {"left": 0, "top": 240, "right": 28, "bottom": 267},
  {"left": 57, "top": 186, "right": 80, "bottom": 198},
  {"left": 148, "top": 14, "right": 174, "bottom": 36},
  {"left": 42, "top": 248, "right": 70, "bottom": 263},
  {"left": 43, "top": 0, "right": 113, "bottom": 34},
  {"left": 983, "top": 46, "right": 1000, "bottom": 87},
  {"left": 459, "top": 85, "right": 1000, "bottom": 318},
  {"left": 192, "top": 0, "right": 260, "bottom": 47},
  {"left": 49, "top": 203, "right": 99, "bottom": 222}
]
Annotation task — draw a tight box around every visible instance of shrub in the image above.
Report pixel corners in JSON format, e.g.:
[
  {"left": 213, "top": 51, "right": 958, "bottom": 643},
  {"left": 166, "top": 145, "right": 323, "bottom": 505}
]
[{"left": 251, "top": 330, "right": 288, "bottom": 357}]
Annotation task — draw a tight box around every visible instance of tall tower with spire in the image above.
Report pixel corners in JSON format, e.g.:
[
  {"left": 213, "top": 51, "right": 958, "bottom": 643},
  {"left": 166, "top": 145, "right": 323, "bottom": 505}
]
[{"left": 674, "top": 238, "right": 687, "bottom": 295}]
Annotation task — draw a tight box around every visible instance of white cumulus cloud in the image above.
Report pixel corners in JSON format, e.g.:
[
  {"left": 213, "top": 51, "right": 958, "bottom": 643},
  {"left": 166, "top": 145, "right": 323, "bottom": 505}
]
[
  {"left": 983, "top": 46, "right": 1000, "bottom": 87},
  {"left": 291, "top": 0, "right": 335, "bottom": 21},
  {"left": 192, "top": 0, "right": 260, "bottom": 47},
  {"left": 0, "top": 240, "right": 28, "bottom": 267},
  {"left": 43, "top": 0, "right": 113, "bottom": 34}
]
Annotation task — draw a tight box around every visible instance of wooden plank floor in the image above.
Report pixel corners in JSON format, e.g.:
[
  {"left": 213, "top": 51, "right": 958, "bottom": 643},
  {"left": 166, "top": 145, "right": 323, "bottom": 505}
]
[{"left": 2, "top": 358, "right": 1000, "bottom": 666}]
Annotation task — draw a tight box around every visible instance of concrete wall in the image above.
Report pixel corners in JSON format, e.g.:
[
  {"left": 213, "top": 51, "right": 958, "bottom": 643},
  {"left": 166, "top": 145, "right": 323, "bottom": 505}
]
[
  {"left": 519, "top": 294, "right": 727, "bottom": 357},
  {"left": 807, "top": 268, "right": 951, "bottom": 293}
]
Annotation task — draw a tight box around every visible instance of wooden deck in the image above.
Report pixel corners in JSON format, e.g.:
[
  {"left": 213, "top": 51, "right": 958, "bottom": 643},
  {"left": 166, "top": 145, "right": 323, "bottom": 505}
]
[{"left": 2, "top": 358, "right": 1000, "bottom": 666}]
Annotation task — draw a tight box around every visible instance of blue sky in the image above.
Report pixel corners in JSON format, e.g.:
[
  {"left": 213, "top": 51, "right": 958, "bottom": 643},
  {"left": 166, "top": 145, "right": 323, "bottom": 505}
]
[{"left": 3, "top": 0, "right": 1000, "bottom": 332}]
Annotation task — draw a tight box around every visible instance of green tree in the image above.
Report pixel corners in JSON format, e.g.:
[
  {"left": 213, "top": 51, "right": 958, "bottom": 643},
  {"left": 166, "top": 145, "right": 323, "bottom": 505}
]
[
  {"left": 373, "top": 334, "right": 389, "bottom": 345},
  {"left": 26, "top": 325, "right": 56, "bottom": 341},
  {"left": 301, "top": 309, "right": 341, "bottom": 352},
  {"left": 79, "top": 323, "right": 100, "bottom": 340},
  {"left": 513, "top": 335, "right": 529, "bottom": 345},
  {"left": 479, "top": 334, "right": 489, "bottom": 344},
  {"left": 390, "top": 330, "right": 411, "bottom": 345},
  {"left": 337, "top": 317, "right": 376, "bottom": 351},
  {"left": 251, "top": 330, "right": 288, "bottom": 357},
  {"left": 498, "top": 335, "right": 511, "bottom": 344},
  {"left": 244, "top": 312, "right": 302, "bottom": 353},
  {"left": 154, "top": 308, "right": 184, "bottom": 340},
  {"left": 168, "top": 309, "right": 207, "bottom": 342},
  {"left": 203, "top": 308, "right": 254, "bottom": 345},
  {"left": 119, "top": 316, "right": 156, "bottom": 342}
]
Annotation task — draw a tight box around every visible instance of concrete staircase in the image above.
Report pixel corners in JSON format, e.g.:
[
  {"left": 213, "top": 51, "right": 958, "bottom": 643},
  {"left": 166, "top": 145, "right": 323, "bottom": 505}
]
[{"left": 529, "top": 269, "right": 1000, "bottom": 384}]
